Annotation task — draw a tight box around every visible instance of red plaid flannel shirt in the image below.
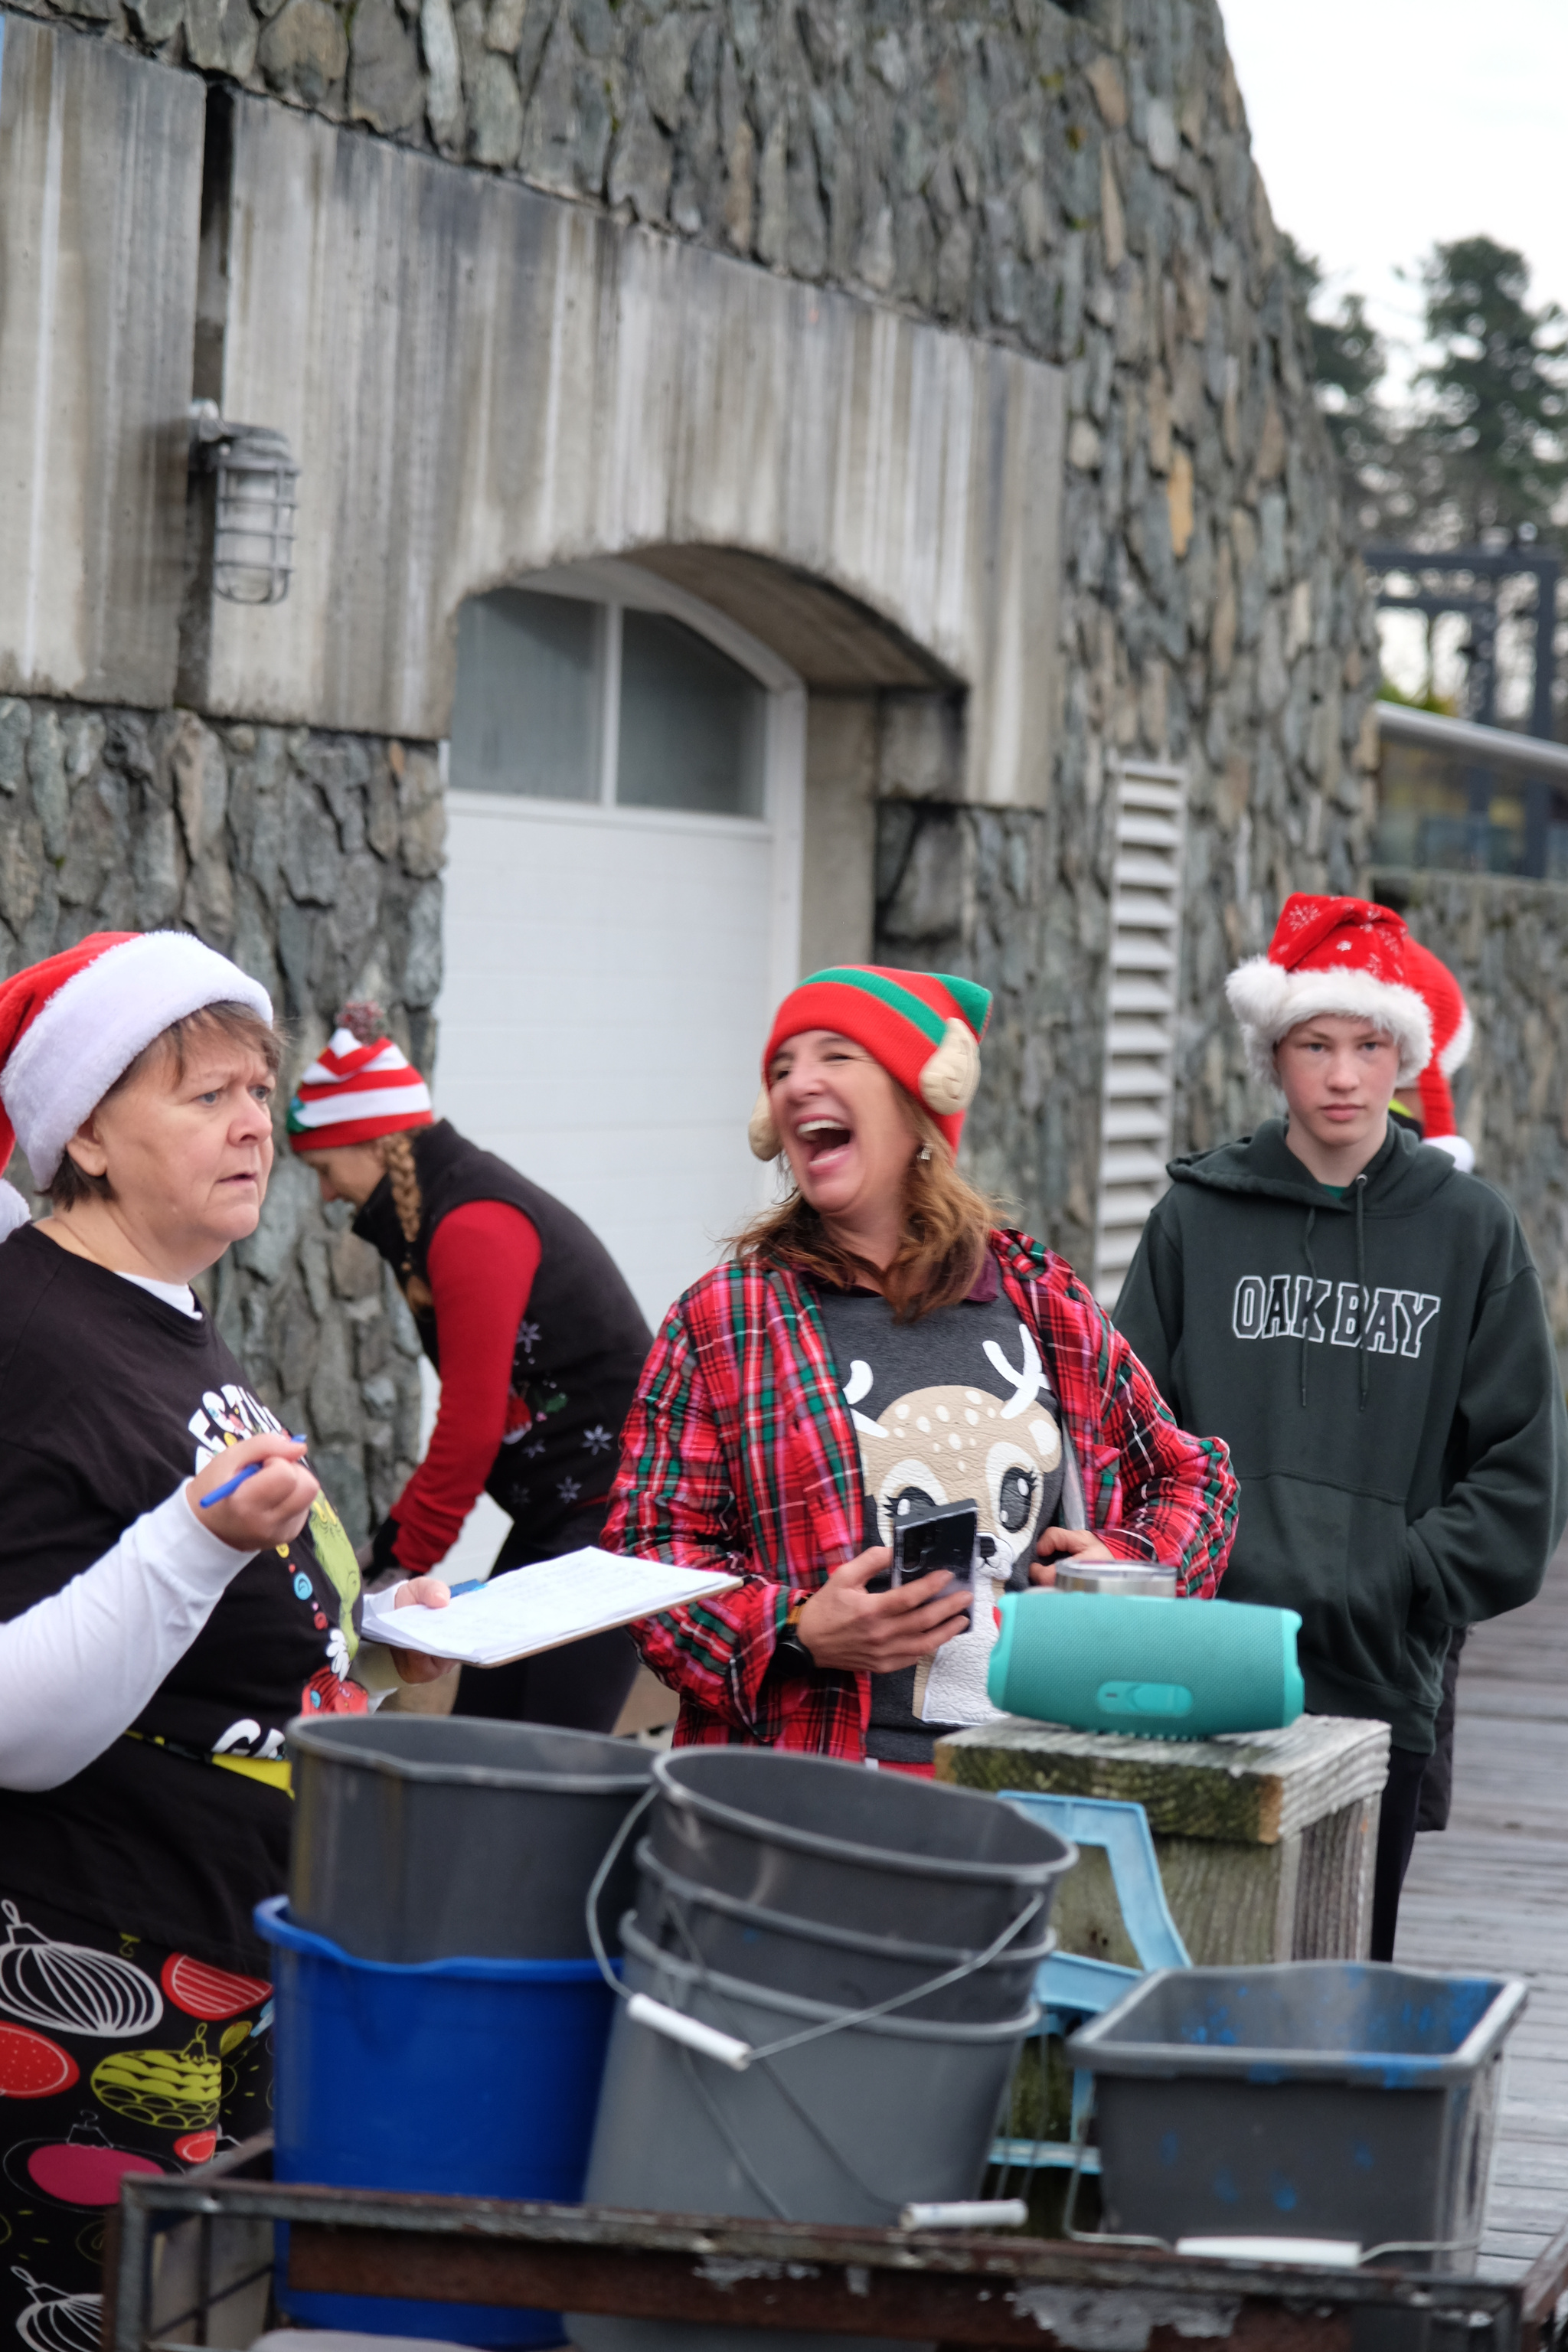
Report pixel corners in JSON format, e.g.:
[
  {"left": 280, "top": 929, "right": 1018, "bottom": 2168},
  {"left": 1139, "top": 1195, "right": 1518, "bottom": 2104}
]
[{"left": 603, "top": 1230, "right": 1236, "bottom": 1756}]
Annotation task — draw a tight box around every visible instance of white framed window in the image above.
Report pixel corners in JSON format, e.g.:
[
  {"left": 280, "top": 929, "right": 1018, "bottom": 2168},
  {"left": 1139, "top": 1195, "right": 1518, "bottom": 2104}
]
[{"left": 448, "top": 568, "right": 776, "bottom": 822}]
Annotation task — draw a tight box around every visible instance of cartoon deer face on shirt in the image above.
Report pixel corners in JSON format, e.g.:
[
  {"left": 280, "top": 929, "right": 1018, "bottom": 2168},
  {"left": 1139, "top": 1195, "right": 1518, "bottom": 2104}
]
[
  {"left": 841, "top": 1320, "right": 1065, "bottom": 1726},
  {"left": 857, "top": 1387, "right": 1063, "bottom": 1586}
]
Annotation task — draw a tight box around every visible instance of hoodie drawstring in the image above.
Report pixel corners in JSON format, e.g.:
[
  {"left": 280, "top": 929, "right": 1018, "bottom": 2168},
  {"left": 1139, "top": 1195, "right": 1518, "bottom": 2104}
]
[
  {"left": 1300, "top": 1180, "right": 1370, "bottom": 1407},
  {"left": 1354, "top": 1172, "right": 1369, "bottom": 1411},
  {"left": 1299, "top": 1207, "right": 1317, "bottom": 1409}
]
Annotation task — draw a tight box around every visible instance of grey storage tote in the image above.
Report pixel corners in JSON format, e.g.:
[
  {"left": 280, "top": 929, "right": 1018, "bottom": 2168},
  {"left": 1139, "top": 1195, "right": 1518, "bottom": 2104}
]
[
  {"left": 1070, "top": 1961, "right": 1527, "bottom": 2271},
  {"left": 288, "top": 1715, "right": 652, "bottom": 1962}
]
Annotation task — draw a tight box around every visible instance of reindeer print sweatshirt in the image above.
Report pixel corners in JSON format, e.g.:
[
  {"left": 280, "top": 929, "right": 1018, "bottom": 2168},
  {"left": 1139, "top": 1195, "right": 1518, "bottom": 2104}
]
[
  {"left": 815, "top": 1253, "right": 1067, "bottom": 1762},
  {"left": 1115, "top": 1116, "right": 1568, "bottom": 1753}
]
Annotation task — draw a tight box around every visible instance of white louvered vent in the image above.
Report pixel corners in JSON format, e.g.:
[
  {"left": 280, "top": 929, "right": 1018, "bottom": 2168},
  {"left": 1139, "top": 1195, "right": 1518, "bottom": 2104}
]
[{"left": 1092, "top": 758, "right": 1188, "bottom": 1309}]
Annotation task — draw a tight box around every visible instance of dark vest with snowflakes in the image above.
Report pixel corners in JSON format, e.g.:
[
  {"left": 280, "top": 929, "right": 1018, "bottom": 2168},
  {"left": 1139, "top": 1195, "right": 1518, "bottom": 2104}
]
[{"left": 354, "top": 1120, "right": 652, "bottom": 1545}]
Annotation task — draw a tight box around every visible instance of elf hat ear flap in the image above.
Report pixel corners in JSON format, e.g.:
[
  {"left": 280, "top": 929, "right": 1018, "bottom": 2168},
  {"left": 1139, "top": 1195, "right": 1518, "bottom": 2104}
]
[
  {"left": 919, "top": 1018, "right": 981, "bottom": 1119},
  {"left": 748, "top": 1086, "right": 781, "bottom": 1161}
]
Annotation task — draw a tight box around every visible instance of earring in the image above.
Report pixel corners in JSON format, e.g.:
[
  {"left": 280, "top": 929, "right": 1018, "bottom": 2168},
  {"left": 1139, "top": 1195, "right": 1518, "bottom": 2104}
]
[{"left": 917, "top": 1145, "right": 932, "bottom": 1161}]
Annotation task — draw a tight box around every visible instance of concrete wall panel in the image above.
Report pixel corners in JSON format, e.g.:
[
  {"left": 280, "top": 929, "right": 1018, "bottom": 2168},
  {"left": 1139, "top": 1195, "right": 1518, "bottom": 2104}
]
[
  {"left": 0, "top": 16, "right": 201, "bottom": 707},
  {"left": 207, "top": 101, "right": 1064, "bottom": 808}
]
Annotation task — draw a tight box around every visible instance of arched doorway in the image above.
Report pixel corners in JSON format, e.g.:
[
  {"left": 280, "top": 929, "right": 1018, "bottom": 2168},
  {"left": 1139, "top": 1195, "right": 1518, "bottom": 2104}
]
[{"left": 434, "top": 557, "right": 805, "bottom": 1331}]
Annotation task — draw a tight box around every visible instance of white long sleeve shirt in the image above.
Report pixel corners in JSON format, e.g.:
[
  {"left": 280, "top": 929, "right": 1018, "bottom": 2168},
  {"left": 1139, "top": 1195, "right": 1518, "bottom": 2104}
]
[{"left": 0, "top": 1488, "right": 246, "bottom": 1792}]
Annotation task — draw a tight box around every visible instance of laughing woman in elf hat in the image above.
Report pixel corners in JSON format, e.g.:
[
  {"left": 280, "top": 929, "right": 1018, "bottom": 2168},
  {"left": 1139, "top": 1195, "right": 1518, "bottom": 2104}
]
[
  {"left": 604, "top": 968, "right": 1238, "bottom": 1768},
  {"left": 0, "top": 933, "right": 450, "bottom": 2345},
  {"left": 1114, "top": 895, "right": 1568, "bottom": 1959},
  {"left": 288, "top": 1006, "right": 654, "bottom": 1731}
]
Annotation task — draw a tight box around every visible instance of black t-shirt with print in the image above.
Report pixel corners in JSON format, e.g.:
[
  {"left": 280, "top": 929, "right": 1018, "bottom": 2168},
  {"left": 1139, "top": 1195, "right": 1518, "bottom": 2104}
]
[
  {"left": 813, "top": 1250, "right": 1067, "bottom": 1762},
  {"left": 0, "top": 1227, "right": 366, "bottom": 1971}
]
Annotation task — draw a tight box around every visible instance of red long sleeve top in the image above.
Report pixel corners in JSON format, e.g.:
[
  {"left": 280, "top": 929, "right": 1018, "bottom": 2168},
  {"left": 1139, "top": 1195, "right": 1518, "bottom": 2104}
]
[{"left": 390, "top": 1199, "right": 541, "bottom": 1573}]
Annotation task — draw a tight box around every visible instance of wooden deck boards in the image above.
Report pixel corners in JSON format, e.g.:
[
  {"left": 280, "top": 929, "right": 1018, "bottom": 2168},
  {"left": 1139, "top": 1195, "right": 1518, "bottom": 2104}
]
[{"left": 1395, "top": 1541, "right": 1568, "bottom": 2282}]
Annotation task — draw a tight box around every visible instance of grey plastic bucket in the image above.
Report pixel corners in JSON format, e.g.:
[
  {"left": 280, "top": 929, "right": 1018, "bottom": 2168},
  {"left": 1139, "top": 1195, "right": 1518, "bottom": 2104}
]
[
  {"left": 288, "top": 1715, "right": 652, "bottom": 1962},
  {"left": 569, "top": 1915, "right": 1037, "bottom": 2352},
  {"left": 634, "top": 1838, "right": 1059, "bottom": 2022},
  {"left": 1070, "top": 1961, "right": 1528, "bottom": 2271},
  {"left": 648, "top": 1748, "right": 1067, "bottom": 1947}
]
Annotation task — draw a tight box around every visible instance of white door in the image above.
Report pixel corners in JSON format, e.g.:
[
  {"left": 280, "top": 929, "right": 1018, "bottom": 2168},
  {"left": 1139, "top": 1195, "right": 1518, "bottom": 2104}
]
[{"left": 434, "top": 560, "right": 805, "bottom": 1334}]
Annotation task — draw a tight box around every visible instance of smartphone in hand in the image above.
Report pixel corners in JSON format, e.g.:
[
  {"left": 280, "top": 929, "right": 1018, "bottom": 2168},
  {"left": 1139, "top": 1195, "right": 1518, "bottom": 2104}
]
[{"left": 891, "top": 1498, "right": 978, "bottom": 1597}]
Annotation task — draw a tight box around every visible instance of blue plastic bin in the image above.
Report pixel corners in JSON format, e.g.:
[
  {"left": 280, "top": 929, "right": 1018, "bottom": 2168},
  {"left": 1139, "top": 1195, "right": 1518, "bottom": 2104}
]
[{"left": 256, "top": 1896, "right": 618, "bottom": 2346}]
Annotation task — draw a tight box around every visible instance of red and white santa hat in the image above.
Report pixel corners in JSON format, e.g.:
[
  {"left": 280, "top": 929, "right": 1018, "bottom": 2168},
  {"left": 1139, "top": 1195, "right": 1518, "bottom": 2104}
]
[
  {"left": 0, "top": 929, "right": 273, "bottom": 1236},
  {"left": 1226, "top": 894, "right": 1432, "bottom": 1088},
  {"left": 286, "top": 1005, "right": 433, "bottom": 1153},
  {"left": 1401, "top": 938, "right": 1475, "bottom": 1171}
]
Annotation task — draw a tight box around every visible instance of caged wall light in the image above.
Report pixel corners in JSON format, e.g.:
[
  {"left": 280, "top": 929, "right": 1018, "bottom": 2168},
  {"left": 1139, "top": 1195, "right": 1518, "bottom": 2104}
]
[{"left": 188, "top": 398, "right": 299, "bottom": 606}]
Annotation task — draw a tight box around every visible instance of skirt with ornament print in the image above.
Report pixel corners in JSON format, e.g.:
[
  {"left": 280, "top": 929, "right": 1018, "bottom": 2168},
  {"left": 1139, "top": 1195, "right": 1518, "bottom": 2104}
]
[{"left": 0, "top": 1887, "right": 273, "bottom": 2350}]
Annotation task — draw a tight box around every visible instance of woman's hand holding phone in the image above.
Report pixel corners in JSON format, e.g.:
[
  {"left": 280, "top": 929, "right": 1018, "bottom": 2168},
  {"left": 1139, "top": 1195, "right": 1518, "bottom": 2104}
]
[{"left": 792, "top": 1545, "right": 973, "bottom": 1674}]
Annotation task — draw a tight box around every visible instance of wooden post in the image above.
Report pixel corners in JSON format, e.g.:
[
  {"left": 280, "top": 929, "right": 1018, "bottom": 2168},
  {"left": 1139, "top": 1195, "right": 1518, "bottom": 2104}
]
[{"left": 935, "top": 1713, "right": 1390, "bottom": 1965}]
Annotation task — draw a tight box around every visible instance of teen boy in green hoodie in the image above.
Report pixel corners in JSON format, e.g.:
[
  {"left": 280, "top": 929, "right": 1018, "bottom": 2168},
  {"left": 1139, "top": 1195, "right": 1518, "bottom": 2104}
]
[{"left": 1116, "top": 894, "right": 1568, "bottom": 1962}]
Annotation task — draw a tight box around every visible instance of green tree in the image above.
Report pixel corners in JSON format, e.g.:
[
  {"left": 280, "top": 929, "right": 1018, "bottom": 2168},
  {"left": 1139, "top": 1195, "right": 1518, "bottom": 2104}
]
[
  {"left": 1414, "top": 236, "right": 1568, "bottom": 544},
  {"left": 1282, "top": 234, "right": 1387, "bottom": 462},
  {"left": 1281, "top": 234, "right": 1395, "bottom": 530}
]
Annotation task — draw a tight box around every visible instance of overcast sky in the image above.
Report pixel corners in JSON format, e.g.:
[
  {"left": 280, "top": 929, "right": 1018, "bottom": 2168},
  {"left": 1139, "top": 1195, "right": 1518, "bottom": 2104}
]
[{"left": 1220, "top": 0, "right": 1568, "bottom": 397}]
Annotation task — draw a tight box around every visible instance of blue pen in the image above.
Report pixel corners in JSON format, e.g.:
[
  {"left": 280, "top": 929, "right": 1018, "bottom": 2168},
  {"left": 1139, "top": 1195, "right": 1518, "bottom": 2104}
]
[{"left": 201, "top": 1438, "right": 310, "bottom": 1508}]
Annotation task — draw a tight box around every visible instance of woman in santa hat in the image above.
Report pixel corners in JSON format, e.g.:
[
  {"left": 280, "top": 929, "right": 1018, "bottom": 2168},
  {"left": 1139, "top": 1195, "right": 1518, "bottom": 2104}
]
[
  {"left": 0, "top": 932, "right": 448, "bottom": 2342},
  {"left": 287, "top": 1004, "right": 653, "bottom": 1733}
]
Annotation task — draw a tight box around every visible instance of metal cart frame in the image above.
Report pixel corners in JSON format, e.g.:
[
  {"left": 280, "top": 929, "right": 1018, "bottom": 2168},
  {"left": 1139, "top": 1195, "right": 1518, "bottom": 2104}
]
[{"left": 106, "top": 2135, "right": 1568, "bottom": 2352}]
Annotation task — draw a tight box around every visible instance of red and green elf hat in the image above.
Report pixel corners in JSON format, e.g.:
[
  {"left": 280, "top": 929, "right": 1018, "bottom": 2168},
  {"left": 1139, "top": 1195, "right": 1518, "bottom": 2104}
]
[{"left": 752, "top": 965, "right": 992, "bottom": 1158}]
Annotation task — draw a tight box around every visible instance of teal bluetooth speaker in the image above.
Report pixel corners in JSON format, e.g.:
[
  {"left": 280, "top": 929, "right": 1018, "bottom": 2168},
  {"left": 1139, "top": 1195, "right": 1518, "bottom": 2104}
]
[{"left": 987, "top": 1592, "right": 1305, "bottom": 1740}]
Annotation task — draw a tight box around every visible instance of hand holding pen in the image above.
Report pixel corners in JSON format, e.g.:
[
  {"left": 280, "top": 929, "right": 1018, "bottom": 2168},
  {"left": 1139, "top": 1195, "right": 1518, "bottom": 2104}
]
[{"left": 185, "top": 1432, "right": 318, "bottom": 1552}]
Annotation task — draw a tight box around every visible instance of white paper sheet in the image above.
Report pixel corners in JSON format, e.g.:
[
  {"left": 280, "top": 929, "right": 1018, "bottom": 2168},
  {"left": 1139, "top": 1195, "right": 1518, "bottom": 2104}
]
[{"left": 361, "top": 1546, "right": 740, "bottom": 1667}]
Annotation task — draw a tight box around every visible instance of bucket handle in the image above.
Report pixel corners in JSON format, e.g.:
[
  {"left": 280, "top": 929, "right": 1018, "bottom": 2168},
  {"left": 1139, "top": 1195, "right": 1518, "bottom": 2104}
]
[
  {"left": 586, "top": 1796, "right": 758, "bottom": 2073},
  {"left": 587, "top": 1784, "right": 658, "bottom": 1994},
  {"left": 586, "top": 1785, "right": 1047, "bottom": 2070},
  {"left": 690, "top": 1886, "right": 1046, "bottom": 2068}
]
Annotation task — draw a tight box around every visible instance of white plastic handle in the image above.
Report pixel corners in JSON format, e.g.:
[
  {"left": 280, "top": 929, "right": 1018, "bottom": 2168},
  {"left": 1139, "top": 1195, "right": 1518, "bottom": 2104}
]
[
  {"left": 899, "top": 2200, "right": 1029, "bottom": 2232},
  {"left": 626, "top": 1992, "right": 753, "bottom": 2073}
]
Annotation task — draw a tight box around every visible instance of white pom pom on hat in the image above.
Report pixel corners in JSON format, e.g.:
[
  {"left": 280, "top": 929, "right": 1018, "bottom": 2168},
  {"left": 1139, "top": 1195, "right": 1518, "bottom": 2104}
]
[{"left": 1226, "top": 894, "right": 1432, "bottom": 1088}]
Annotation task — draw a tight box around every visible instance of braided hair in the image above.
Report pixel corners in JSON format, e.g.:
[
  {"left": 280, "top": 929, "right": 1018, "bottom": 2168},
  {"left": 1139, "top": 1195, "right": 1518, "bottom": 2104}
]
[{"left": 337, "top": 1001, "right": 429, "bottom": 1279}]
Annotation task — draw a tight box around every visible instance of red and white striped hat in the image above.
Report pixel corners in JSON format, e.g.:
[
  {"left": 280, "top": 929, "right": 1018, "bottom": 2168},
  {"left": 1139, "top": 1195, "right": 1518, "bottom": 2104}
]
[
  {"left": 286, "top": 1011, "right": 433, "bottom": 1153},
  {"left": 0, "top": 929, "right": 273, "bottom": 1235}
]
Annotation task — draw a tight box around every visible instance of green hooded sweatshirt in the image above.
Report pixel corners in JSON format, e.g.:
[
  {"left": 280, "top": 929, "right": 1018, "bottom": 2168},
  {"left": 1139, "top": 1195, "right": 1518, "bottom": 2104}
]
[{"left": 1115, "top": 1117, "right": 1568, "bottom": 1753}]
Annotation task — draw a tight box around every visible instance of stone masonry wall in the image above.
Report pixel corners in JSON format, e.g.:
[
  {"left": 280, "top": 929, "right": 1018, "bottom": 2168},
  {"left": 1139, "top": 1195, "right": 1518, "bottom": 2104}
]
[
  {"left": 8, "top": 0, "right": 1380, "bottom": 1277},
  {"left": 0, "top": 695, "right": 443, "bottom": 1542},
  {"left": 1374, "top": 868, "right": 1568, "bottom": 1374}
]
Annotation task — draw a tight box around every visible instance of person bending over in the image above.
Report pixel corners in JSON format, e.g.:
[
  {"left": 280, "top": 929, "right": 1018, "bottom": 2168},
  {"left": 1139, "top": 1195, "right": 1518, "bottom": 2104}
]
[{"left": 289, "top": 1006, "right": 653, "bottom": 1731}]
